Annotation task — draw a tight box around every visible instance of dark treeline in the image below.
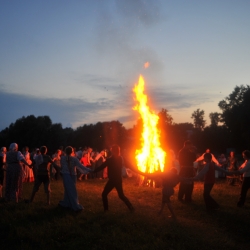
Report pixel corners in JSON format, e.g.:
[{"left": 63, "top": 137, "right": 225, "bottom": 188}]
[
  {"left": 1, "top": 85, "right": 250, "bottom": 158},
  {"left": 0, "top": 116, "right": 129, "bottom": 155}
]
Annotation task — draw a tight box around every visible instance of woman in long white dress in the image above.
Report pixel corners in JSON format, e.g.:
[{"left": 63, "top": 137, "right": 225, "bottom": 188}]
[{"left": 59, "top": 146, "right": 92, "bottom": 212}]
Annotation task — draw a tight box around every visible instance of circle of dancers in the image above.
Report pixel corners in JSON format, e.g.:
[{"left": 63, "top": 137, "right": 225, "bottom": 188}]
[{"left": 1, "top": 140, "right": 250, "bottom": 220}]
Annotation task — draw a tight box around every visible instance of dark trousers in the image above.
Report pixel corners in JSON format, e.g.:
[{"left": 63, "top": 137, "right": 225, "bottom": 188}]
[
  {"left": 178, "top": 181, "right": 194, "bottom": 202},
  {"left": 203, "top": 183, "right": 219, "bottom": 210},
  {"left": 238, "top": 177, "right": 250, "bottom": 206},
  {"left": 102, "top": 179, "right": 133, "bottom": 211}
]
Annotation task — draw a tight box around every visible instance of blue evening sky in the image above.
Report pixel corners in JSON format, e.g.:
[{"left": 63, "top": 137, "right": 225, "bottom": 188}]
[{"left": 0, "top": 0, "right": 249, "bottom": 130}]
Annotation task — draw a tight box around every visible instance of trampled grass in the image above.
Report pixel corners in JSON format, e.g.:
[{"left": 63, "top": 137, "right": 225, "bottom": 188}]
[{"left": 0, "top": 177, "right": 249, "bottom": 250}]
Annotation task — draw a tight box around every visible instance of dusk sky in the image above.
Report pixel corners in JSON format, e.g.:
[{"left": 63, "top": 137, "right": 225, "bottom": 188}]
[{"left": 0, "top": 1, "right": 249, "bottom": 131}]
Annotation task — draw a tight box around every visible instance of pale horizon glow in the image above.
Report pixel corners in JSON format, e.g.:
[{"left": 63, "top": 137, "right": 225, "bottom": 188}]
[{"left": 0, "top": 1, "right": 249, "bottom": 130}]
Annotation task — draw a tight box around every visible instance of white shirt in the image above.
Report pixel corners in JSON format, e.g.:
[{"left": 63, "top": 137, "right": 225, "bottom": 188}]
[{"left": 195, "top": 153, "right": 219, "bottom": 165}]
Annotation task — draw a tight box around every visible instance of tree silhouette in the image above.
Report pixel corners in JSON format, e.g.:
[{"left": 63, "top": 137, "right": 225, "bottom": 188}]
[
  {"left": 209, "top": 112, "right": 221, "bottom": 127},
  {"left": 0, "top": 115, "right": 72, "bottom": 153},
  {"left": 218, "top": 85, "right": 250, "bottom": 149},
  {"left": 191, "top": 109, "right": 206, "bottom": 130},
  {"left": 158, "top": 108, "right": 173, "bottom": 126}
]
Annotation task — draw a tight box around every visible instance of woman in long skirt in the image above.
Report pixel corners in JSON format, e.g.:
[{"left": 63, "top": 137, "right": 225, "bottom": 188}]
[
  {"left": 5, "top": 143, "right": 32, "bottom": 202},
  {"left": 59, "top": 146, "right": 92, "bottom": 211},
  {"left": 23, "top": 146, "right": 34, "bottom": 182}
]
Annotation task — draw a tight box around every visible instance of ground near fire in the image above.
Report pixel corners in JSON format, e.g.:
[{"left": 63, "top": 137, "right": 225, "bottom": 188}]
[{"left": 0, "top": 177, "right": 249, "bottom": 250}]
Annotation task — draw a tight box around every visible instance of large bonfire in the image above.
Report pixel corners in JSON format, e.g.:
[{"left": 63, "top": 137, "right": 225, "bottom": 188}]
[{"left": 133, "top": 75, "right": 166, "bottom": 185}]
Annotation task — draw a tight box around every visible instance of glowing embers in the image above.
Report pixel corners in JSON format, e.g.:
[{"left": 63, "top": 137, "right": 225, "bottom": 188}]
[{"left": 133, "top": 75, "right": 166, "bottom": 185}]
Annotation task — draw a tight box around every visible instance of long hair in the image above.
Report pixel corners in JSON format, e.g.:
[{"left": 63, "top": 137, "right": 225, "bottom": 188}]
[{"left": 65, "top": 146, "right": 73, "bottom": 173}]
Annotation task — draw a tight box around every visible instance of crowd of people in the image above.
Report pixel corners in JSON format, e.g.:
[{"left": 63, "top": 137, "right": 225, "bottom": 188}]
[
  {"left": 0, "top": 141, "right": 250, "bottom": 219},
  {"left": 0, "top": 143, "right": 131, "bottom": 212},
  {"left": 163, "top": 141, "right": 250, "bottom": 218}
]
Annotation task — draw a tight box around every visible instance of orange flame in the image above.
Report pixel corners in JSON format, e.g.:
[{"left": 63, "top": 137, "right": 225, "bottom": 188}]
[{"left": 133, "top": 75, "right": 166, "bottom": 173}]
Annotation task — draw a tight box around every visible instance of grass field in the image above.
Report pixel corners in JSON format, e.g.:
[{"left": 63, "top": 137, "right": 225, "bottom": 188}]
[{"left": 0, "top": 177, "right": 249, "bottom": 250}]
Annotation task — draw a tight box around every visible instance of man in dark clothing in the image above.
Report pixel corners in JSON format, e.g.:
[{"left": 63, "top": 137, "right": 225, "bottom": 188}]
[
  {"left": 93, "top": 145, "right": 134, "bottom": 212},
  {"left": 178, "top": 140, "right": 196, "bottom": 202},
  {"left": 27, "top": 146, "right": 59, "bottom": 205}
]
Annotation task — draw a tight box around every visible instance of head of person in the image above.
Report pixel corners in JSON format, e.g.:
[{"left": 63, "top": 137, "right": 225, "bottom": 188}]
[
  {"left": 56, "top": 149, "right": 62, "bottom": 156},
  {"left": 205, "top": 149, "right": 210, "bottom": 153},
  {"left": 190, "top": 145, "right": 197, "bottom": 153},
  {"left": 25, "top": 146, "right": 29, "bottom": 152},
  {"left": 230, "top": 151, "right": 235, "bottom": 157},
  {"left": 204, "top": 153, "right": 212, "bottom": 163},
  {"left": 184, "top": 140, "right": 192, "bottom": 149},
  {"left": 40, "top": 146, "right": 47, "bottom": 155},
  {"left": 1, "top": 147, "right": 7, "bottom": 153},
  {"left": 111, "top": 144, "right": 120, "bottom": 157},
  {"left": 65, "top": 146, "right": 73, "bottom": 156},
  {"left": 9, "top": 143, "right": 18, "bottom": 152},
  {"left": 242, "top": 150, "right": 250, "bottom": 160},
  {"left": 82, "top": 152, "right": 88, "bottom": 158},
  {"left": 170, "top": 167, "right": 178, "bottom": 175}
]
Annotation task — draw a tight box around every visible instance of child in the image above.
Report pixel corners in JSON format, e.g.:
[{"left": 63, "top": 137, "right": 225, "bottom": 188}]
[
  {"left": 192, "top": 153, "right": 229, "bottom": 211},
  {"left": 136, "top": 167, "right": 181, "bottom": 220},
  {"left": 158, "top": 167, "right": 181, "bottom": 219},
  {"left": 78, "top": 152, "right": 89, "bottom": 181}
]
